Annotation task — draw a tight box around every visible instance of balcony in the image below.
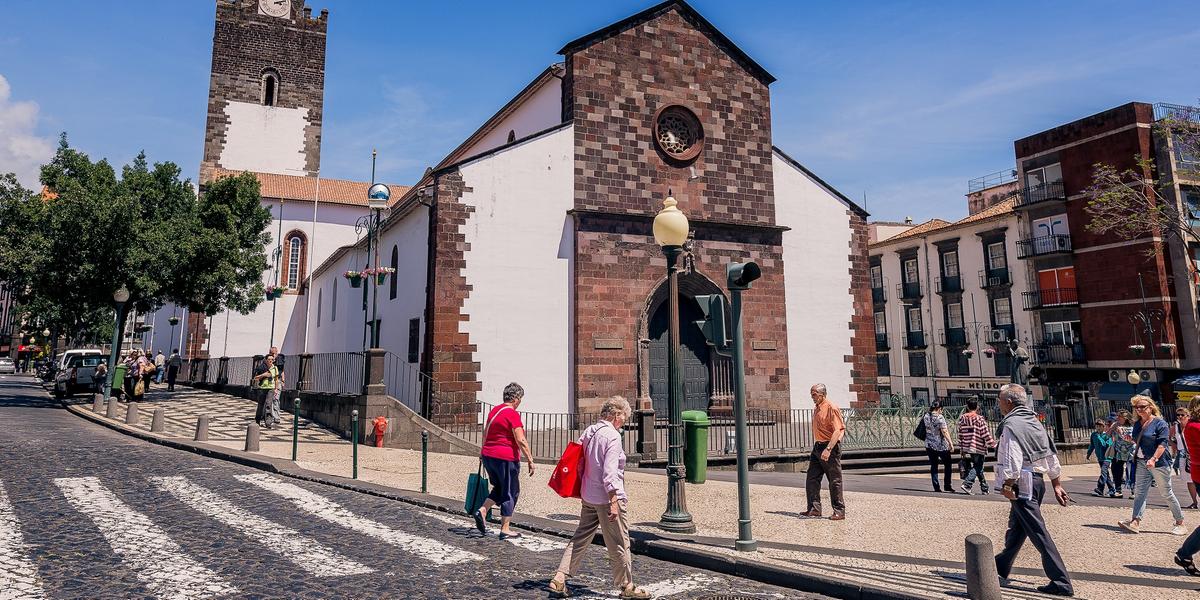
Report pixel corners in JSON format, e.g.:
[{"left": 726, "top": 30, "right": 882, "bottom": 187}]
[
  {"left": 939, "top": 328, "right": 967, "bottom": 346},
  {"left": 896, "top": 281, "right": 923, "bottom": 300},
  {"left": 1022, "top": 287, "right": 1080, "bottom": 310},
  {"left": 875, "top": 333, "right": 890, "bottom": 351},
  {"left": 904, "top": 331, "right": 927, "bottom": 349},
  {"left": 872, "top": 286, "right": 887, "bottom": 304},
  {"left": 1029, "top": 343, "right": 1086, "bottom": 365},
  {"left": 935, "top": 275, "right": 963, "bottom": 294},
  {"left": 1015, "top": 181, "right": 1067, "bottom": 209},
  {"left": 1016, "top": 234, "right": 1072, "bottom": 259},
  {"left": 978, "top": 268, "right": 1011, "bottom": 289}
]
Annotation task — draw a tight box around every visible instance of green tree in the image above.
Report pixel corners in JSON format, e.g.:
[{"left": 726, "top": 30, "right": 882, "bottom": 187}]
[{"left": 0, "top": 136, "right": 272, "bottom": 347}]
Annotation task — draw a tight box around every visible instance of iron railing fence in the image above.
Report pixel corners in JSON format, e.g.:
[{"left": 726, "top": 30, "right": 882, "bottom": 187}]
[
  {"left": 1017, "top": 182, "right": 1067, "bottom": 208},
  {"left": 383, "top": 351, "right": 431, "bottom": 414},
  {"left": 1029, "top": 343, "right": 1085, "bottom": 365},
  {"left": 968, "top": 169, "right": 1017, "bottom": 193},
  {"left": 431, "top": 401, "right": 638, "bottom": 461},
  {"left": 279, "top": 355, "right": 299, "bottom": 391},
  {"left": 1016, "top": 234, "right": 1072, "bottom": 258},
  {"left": 205, "top": 359, "right": 221, "bottom": 385},
  {"left": 308, "top": 351, "right": 365, "bottom": 396},
  {"left": 1022, "top": 288, "right": 1079, "bottom": 310},
  {"left": 226, "top": 356, "right": 255, "bottom": 387}
]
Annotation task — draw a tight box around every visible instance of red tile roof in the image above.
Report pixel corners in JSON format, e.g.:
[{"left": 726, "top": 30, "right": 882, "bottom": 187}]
[
  {"left": 870, "top": 197, "right": 1017, "bottom": 247},
  {"left": 205, "top": 168, "right": 411, "bottom": 207}
]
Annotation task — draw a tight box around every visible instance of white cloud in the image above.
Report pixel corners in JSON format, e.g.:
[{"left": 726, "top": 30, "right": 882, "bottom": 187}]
[{"left": 0, "top": 74, "right": 54, "bottom": 189}]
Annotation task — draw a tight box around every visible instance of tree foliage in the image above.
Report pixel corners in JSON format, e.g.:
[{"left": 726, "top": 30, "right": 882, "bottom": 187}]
[{"left": 0, "top": 136, "right": 272, "bottom": 344}]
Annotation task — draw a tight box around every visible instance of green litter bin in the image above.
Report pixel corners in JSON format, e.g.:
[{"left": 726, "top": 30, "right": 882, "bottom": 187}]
[
  {"left": 112, "top": 364, "right": 127, "bottom": 396},
  {"left": 682, "top": 409, "right": 710, "bottom": 484}
]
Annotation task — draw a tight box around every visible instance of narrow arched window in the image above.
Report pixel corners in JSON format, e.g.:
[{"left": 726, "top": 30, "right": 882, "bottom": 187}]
[
  {"left": 507, "top": 130, "right": 516, "bottom": 143},
  {"left": 261, "top": 69, "right": 280, "bottom": 106},
  {"left": 389, "top": 245, "right": 399, "bottom": 300},
  {"left": 286, "top": 235, "right": 302, "bottom": 288},
  {"left": 316, "top": 289, "right": 322, "bottom": 327}
]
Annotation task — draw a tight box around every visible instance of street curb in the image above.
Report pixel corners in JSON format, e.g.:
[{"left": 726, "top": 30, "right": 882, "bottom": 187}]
[{"left": 62, "top": 399, "right": 921, "bottom": 600}]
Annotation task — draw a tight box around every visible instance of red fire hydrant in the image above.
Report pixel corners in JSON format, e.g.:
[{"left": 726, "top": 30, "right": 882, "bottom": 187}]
[{"left": 372, "top": 416, "right": 388, "bottom": 448}]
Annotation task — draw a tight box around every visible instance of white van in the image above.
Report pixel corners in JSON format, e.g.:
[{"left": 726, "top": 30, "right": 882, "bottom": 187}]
[{"left": 57, "top": 349, "right": 103, "bottom": 372}]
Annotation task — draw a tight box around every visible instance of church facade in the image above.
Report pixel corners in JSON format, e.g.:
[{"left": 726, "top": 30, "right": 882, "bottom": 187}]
[{"left": 160, "top": 0, "right": 877, "bottom": 415}]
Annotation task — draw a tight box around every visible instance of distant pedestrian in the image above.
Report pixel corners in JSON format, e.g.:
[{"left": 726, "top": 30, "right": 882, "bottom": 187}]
[
  {"left": 1118, "top": 395, "right": 1186, "bottom": 535},
  {"left": 923, "top": 402, "right": 954, "bottom": 493},
  {"left": 1086, "top": 419, "right": 1115, "bottom": 497},
  {"left": 1171, "top": 406, "right": 1198, "bottom": 509},
  {"left": 1107, "top": 410, "right": 1135, "bottom": 498},
  {"left": 548, "top": 396, "right": 649, "bottom": 599},
  {"left": 474, "top": 382, "right": 535, "bottom": 539},
  {"left": 154, "top": 351, "right": 165, "bottom": 383},
  {"left": 92, "top": 361, "right": 108, "bottom": 397},
  {"left": 166, "top": 349, "right": 181, "bottom": 392},
  {"left": 957, "top": 399, "right": 995, "bottom": 495},
  {"left": 802, "top": 383, "right": 846, "bottom": 520},
  {"left": 993, "top": 383, "right": 1074, "bottom": 597},
  {"left": 252, "top": 354, "right": 280, "bottom": 428},
  {"left": 1173, "top": 399, "right": 1200, "bottom": 576}
]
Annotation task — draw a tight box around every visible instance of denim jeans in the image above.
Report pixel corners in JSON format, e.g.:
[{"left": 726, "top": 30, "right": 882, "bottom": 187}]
[
  {"left": 1095, "top": 459, "right": 1115, "bottom": 494},
  {"left": 1132, "top": 461, "right": 1184, "bottom": 523},
  {"left": 962, "top": 453, "right": 988, "bottom": 492}
]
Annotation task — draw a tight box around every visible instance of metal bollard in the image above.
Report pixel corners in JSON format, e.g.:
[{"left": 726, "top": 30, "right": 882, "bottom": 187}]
[
  {"left": 291, "top": 398, "right": 300, "bottom": 462},
  {"left": 125, "top": 402, "right": 139, "bottom": 425},
  {"left": 151, "top": 408, "right": 165, "bottom": 433},
  {"left": 964, "top": 534, "right": 1002, "bottom": 600},
  {"left": 93, "top": 395, "right": 104, "bottom": 413},
  {"left": 106, "top": 397, "right": 119, "bottom": 419},
  {"left": 245, "top": 422, "right": 260, "bottom": 452},
  {"left": 194, "top": 415, "right": 209, "bottom": 442},
  {"left": 421, "top": 430, "right": 429, "bottom": 494},
  {"left": 351, "top": 410, "right": 359, "bottom": 480}
]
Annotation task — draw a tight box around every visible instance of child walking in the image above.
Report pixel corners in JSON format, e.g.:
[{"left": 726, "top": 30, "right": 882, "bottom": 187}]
[{"left": 1087, "top": 419, "right": 1115, "bottom": 497}]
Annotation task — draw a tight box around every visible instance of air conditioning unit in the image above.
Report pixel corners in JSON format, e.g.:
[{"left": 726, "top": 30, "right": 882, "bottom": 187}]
[
  {"left": 987, "top": 329, "right": 1008, "bottom": 343},
  {"left": 1033, "top": 347, "right": 1049, "bottom": 363},
  {"left": 1056, "top": 236, "right": 1070, "bottom": 250},
  {"left": 1139, "top": 369, "right": 1159, "bottom": 383},
  {"left": 1108, "top": 369, "right": 1123, "bottom": 383},
  {"left": 1109, "top": 369, "right": 1160, "bottom": 383}
]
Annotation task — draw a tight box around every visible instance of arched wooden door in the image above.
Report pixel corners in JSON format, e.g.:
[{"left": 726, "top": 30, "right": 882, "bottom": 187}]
[{"left": 648, "top": 294, "right": 711, "bottom": 415}]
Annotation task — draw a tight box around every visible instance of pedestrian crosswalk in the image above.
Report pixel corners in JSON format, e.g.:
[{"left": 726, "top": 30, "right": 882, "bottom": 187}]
[{"left": 1, "top": 471, "right": 747, "bottom": 599}]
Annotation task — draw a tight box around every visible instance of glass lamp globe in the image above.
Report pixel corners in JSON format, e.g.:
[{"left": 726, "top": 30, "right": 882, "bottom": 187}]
[{"left": 652, "top": 195, "right": 689, "bottom": 247}]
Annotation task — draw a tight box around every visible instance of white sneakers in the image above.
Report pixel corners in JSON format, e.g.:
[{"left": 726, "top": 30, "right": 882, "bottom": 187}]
[{"left": 1172, "top": 523, "right": 1188, "bottom": 536}]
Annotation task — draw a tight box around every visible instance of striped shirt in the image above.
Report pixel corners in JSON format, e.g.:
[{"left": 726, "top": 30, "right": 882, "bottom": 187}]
[{"left": 957, "top": 412, "right": 995, "bottom": 455}]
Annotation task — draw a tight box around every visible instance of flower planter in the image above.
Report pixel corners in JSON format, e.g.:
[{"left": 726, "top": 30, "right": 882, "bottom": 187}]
[
  {"left": 375, "top": 273, "right": 387, "bottom": 285},
  {"left": 982, "top": 348, "right": 996, "bottom": 358},
  {"left": 1129, "top": 344, "right": 1145, "bottom": 356},
  {"left": 1158, "top": 343, "right": 1176, "bottom": 354},
  {"left": 348, "top": 276, "right": 362, "bottom": 288},
  {"left": 168, "top": 317, "right": 179, "bottom": 326},
  {"left": 273, "top": 289, "right": 285, "bottom": 299},
  {"left": 961, "top": 349, "right": 975, "bottom": 357}
]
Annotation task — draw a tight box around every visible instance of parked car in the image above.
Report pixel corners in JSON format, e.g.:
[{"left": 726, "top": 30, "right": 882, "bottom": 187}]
[
  {"left": 57, "top": 349, "right": 102, "bottom": 372},
  {"left": 0, "top": 357, "right": 15, "bottom": 374},
  {"left": 53, "top": 355, "right": 108, "bottom": 398}
]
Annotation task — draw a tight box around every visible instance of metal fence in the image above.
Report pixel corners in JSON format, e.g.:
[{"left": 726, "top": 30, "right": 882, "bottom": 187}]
[
  {"left": 225, "top": 356, "right": 255, "bottom": 387},
  {"left": 433, "top": 401, "right": 638, "bottom": 461},
  {"left": 383, "top": 351, "right": 431, "bottom": 413},
  {"left": 308, "top": 352, "right": 364, "bottom": 396}
]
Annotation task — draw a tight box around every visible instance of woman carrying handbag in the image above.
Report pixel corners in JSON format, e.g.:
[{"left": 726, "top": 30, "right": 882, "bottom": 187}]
[{"left": 473, "top": 382, "right": 535, "bottom": 539}]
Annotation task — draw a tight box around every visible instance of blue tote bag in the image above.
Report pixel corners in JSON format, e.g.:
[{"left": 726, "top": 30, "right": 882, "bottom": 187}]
[{"left": 464, "top": 406, "right": 510, "bottom": 515}]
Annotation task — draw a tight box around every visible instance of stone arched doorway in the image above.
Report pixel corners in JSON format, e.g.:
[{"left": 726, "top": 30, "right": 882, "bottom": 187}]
[{"left": 636, "top": 271, "right": 733, "bottom": 416}]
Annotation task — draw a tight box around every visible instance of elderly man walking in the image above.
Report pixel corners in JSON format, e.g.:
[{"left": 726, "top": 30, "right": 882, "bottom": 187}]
[
  {"left": 801, "top": 383, "right": 846, "bottom": 520},
  {"left": 994, "top": 383, "right": 1074, "bottom": 596}
]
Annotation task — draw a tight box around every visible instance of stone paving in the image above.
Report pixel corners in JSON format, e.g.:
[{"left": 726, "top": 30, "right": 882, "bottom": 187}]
[{"left": 1, "top": 375, "right": 810, "bottom": 599}]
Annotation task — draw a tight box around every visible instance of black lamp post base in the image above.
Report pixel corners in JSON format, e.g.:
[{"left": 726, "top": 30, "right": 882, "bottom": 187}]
[
  {"left": 735, "top": 539, "right": 758, "bottom": 552},
  {"left": 658, "top": 513, "right": 696, "bottom": 534}
]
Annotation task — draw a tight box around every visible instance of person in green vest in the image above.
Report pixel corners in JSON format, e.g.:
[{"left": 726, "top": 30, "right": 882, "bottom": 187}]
[{"left": 252, "top": 354, "right": 279, "bottom": 429}]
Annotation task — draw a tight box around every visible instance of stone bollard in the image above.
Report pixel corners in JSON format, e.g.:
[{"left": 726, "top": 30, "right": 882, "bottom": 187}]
[
  {"left": 244, "top": 422, "right": 260, "bottom": 452},
  {"left": 93, "top": 395, "right": 104, "bottom": 413},
  {"left": 194, "top": 415, "right": 209, "bottom": 442},
  {"left": 151, "top": 408, "right": 165, "bottom": 433},
  {"left": 125, "top": 402, "right": 139, "bottom": 426},
  {"left": 106, "top": 397, "right": 119, "bottom": 419},
  {"left": 965, "top": 534, "right": 1002, "bottom": 600}
]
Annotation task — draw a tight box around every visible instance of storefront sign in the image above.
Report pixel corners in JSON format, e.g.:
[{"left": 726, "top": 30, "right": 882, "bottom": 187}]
[{"left": 933, "top": 377, "right": 1009, "bottom": 391}]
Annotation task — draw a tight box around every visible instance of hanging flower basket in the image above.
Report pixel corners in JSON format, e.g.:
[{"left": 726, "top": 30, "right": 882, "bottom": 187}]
[
  {"left": 982, "top": 347, "right": 996, "bottom": 358},
  {"left": 344, "top": 271, "right": 363, "bottom": 288},
  {"left": 374, "top": 266, "right": 396, "bottom": 285},
  {"left": 273, "top": 288, "right": 285, "bottom": 299},
  {"left": 1129, "top": 344, "right": 1145, "bottom": 356},
  {"left": 264, "top": 286, "right": 276, "bottom": 300},
  {"left": 961, "top": 349, "right": 975, "bottom": 357},
  {"left": 1158, "top": 343, "right": 1177, "bottom": 354},
  {"left": 168, "top": 316, "right": 179, "bottom": 326}
]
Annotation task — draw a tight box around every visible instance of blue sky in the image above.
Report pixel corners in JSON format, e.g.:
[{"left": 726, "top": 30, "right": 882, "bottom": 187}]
[{"left": 2, "top": 1, "right": 1198, "bottom": 222}]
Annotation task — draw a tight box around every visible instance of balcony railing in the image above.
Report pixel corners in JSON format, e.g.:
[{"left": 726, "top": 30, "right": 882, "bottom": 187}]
[
  {"left": 872, "top": 286, "right": 887, "bottom": 304},
  {"left": 935, "top": 275, "right": 963, "bottom": 294},
  {"left": 897, "top": 281, "right": 922, "bottom": 300},
  {"left": 979, "top": 268, "right": 1010, "bottom": 289},
  {"left": 905, "top": 331, "right": 927, "bottom": 349},
  {"left": 939, "top": 328, "right": 967, "bottom": 346},
  {"left": 875, "top": 333, "right": 890, "bottom": 351},
  {"left": 1030, "top": 343, "right": 1086, "bottom": 365},
  {"left": 1016, "top": 234, "right": 1072, "bottom": 258},
  {"left": 1155, "top": 102, "right": 1200, "bottom": 123},
  {"left": 1016, "top": 181, "right": 1067, "bottom": 208},
  {"left": 968, "top": 169, "right": 1017, "bottom": 193},
  {"left": 1022, "top": 287, "right": 1080, "bottom": 310}
]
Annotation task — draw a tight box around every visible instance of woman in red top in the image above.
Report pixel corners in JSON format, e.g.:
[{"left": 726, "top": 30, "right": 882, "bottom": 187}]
[
  {"left": 475, "top": 382, "right": 536, "bottom": 539},
  {"left": 1175, "top": 398, "right": 1200, "bottom": 577}
]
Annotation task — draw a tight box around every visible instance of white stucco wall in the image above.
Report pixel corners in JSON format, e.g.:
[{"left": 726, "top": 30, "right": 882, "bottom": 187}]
[
  {"left": 457, "top": 78, "right": 563, "bottom": 160},
  {"left": 774, "top": 153, "right": 857, "bottom": 409},
  {"left": 457, "top": 126, "right": 573, "bottom": 415},
  {"left": 219, "top": 101, "right": 309, "bottom": 175}
]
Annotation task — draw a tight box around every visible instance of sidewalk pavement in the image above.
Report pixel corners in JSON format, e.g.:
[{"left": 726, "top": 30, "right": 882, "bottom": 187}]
[{"left": 73, "top": 386, "right": 1200, "bottom": 599}]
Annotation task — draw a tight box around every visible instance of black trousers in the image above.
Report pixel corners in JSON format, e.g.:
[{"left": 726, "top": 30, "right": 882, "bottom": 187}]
[
  {"left": 926, "top": 448, "right": 953, "bottom": 491},
  {"left": 805, "top": 442, "right": 844, "bottom": 513},
  {"left": 254, "top": 388, "right": 267, "bottom": 423},
  {"left": 167, "top": 366, "right": 178, "bottom": 391},
  {"left": 995, "top": 475, "right": 1073, "bottom": 594},
  {"left": 1110, "top": 459, "right": 1127, "bottom": 492}
]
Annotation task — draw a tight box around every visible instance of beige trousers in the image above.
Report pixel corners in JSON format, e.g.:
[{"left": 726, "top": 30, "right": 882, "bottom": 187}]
[{"left": 556, "top": 500, "right": 632, "bottom": 589}]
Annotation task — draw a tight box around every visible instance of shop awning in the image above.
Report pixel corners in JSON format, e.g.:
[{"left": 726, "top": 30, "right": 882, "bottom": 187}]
[
  {"left": 1172, "top": 374, "right": 1200, "bottom": 391},
  {"left": 1097, "top": 382, "right": 1160, "bottom": 402}
]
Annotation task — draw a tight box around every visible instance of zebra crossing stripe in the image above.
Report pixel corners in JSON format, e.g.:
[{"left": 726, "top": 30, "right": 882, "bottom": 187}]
[
  {"left": 236, "top": 474, "right": 484, "bottom": 565},
  {"left": 572, "top": 574, "right": 724, "bottom": 599},
  {"left": 150, "top": 476, "right": 373, "bottom": 577},
  {"left": 53, "top": 477, "right": 237, "bottom": 600},
  {"left": 0, "top": 481, "right": 46, "bottom": 600},
  {"left": 417, "top": 510, "right": 567, "bottom": 552}
]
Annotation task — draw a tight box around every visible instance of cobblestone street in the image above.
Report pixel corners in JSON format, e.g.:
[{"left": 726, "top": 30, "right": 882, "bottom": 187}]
[{"left": 0, "top": 374, "right": 814, "bottom": 599}]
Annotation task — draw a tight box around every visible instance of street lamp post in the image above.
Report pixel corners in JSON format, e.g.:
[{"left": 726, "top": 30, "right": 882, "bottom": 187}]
[
  {"left": 103, "top": 286, "right": 130, "bottom": 402},
  {"left": 653, "top": 193, "right": 695, "bottom": 534},
  {"left": 366, "top": 182, "right": 389, "bottom": 349},
  {"left": 269, "top": 197, "right": 284, "bottom": 348},
  {"left": 1130, "top": 272, "right": 1165, "bottom": 372}
]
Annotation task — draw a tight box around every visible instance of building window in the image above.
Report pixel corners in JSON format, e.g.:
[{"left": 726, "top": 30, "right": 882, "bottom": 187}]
[
  {"left": 317, "top": 289, "right": 322, "bottom": 327},
  {"left": 907, "top": 307, "right": 922, "bottom": 332},
  {"left": 407, "top": 318, "right": 420, "bottom": 363},
  {"left": 284, "top": 233, "right": 305, "bottom": 289},
  {"left": 876, "top": 353, "right": 890, "bottom": 376},
  {"left": 874, "top": 312, "right": 886, "bottom": 335},
  {"left": 331, "top": 280, "right": 337, "bottom": 322},
  {"left": 992, "top": 297, "right": 1013, "bottom": 326},
  {"left": 507, "top": 130, "right": 516, "bottom": 143},
  {"left": 1043, "top": 321, "right": 1080, "bottom": 345},
  {"left": 912, "top": 387, "right": 930, "bottom": 405},
  {"left": 909, "top": 353, "right": 927, "bottom": 377},
  {"left": 946, "top": 302, "right": 963, "bottom": 329},
  {"left": 261, "top": 69, "right": 280, "bottom": 107},
  {"left": 987, "top": 242, "right": 1007, "bottom": 271},
  {"left": 942, "top": 251, "right": 959, "bottom": 278},
  {"left": 903, "top": 258, "right": 919, "bottom": 283},
  {"left": 994, "top": 352, "right": 1011, "bottom": 377},
  {"left": 389, "top": 245, "right": 399, "bottom": 300},
  {"left": 947, "top": 348, "right": 970, "bottom": 377},
  {"left": 1024, "top": 163, "right": 1062, "bottom": 187},
  {"left": 870, "top": 265, "right": 883, "bottom": 289}
]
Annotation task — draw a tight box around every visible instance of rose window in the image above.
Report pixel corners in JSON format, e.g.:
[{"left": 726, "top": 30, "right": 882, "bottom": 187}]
[{"left": 653, "top": 105, "right": 704, "bottom": 162}]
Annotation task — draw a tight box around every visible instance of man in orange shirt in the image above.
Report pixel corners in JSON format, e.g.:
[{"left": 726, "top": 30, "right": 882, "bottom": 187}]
[{"left": 802, "top": 383, "right": 847, "bottom": 520}]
